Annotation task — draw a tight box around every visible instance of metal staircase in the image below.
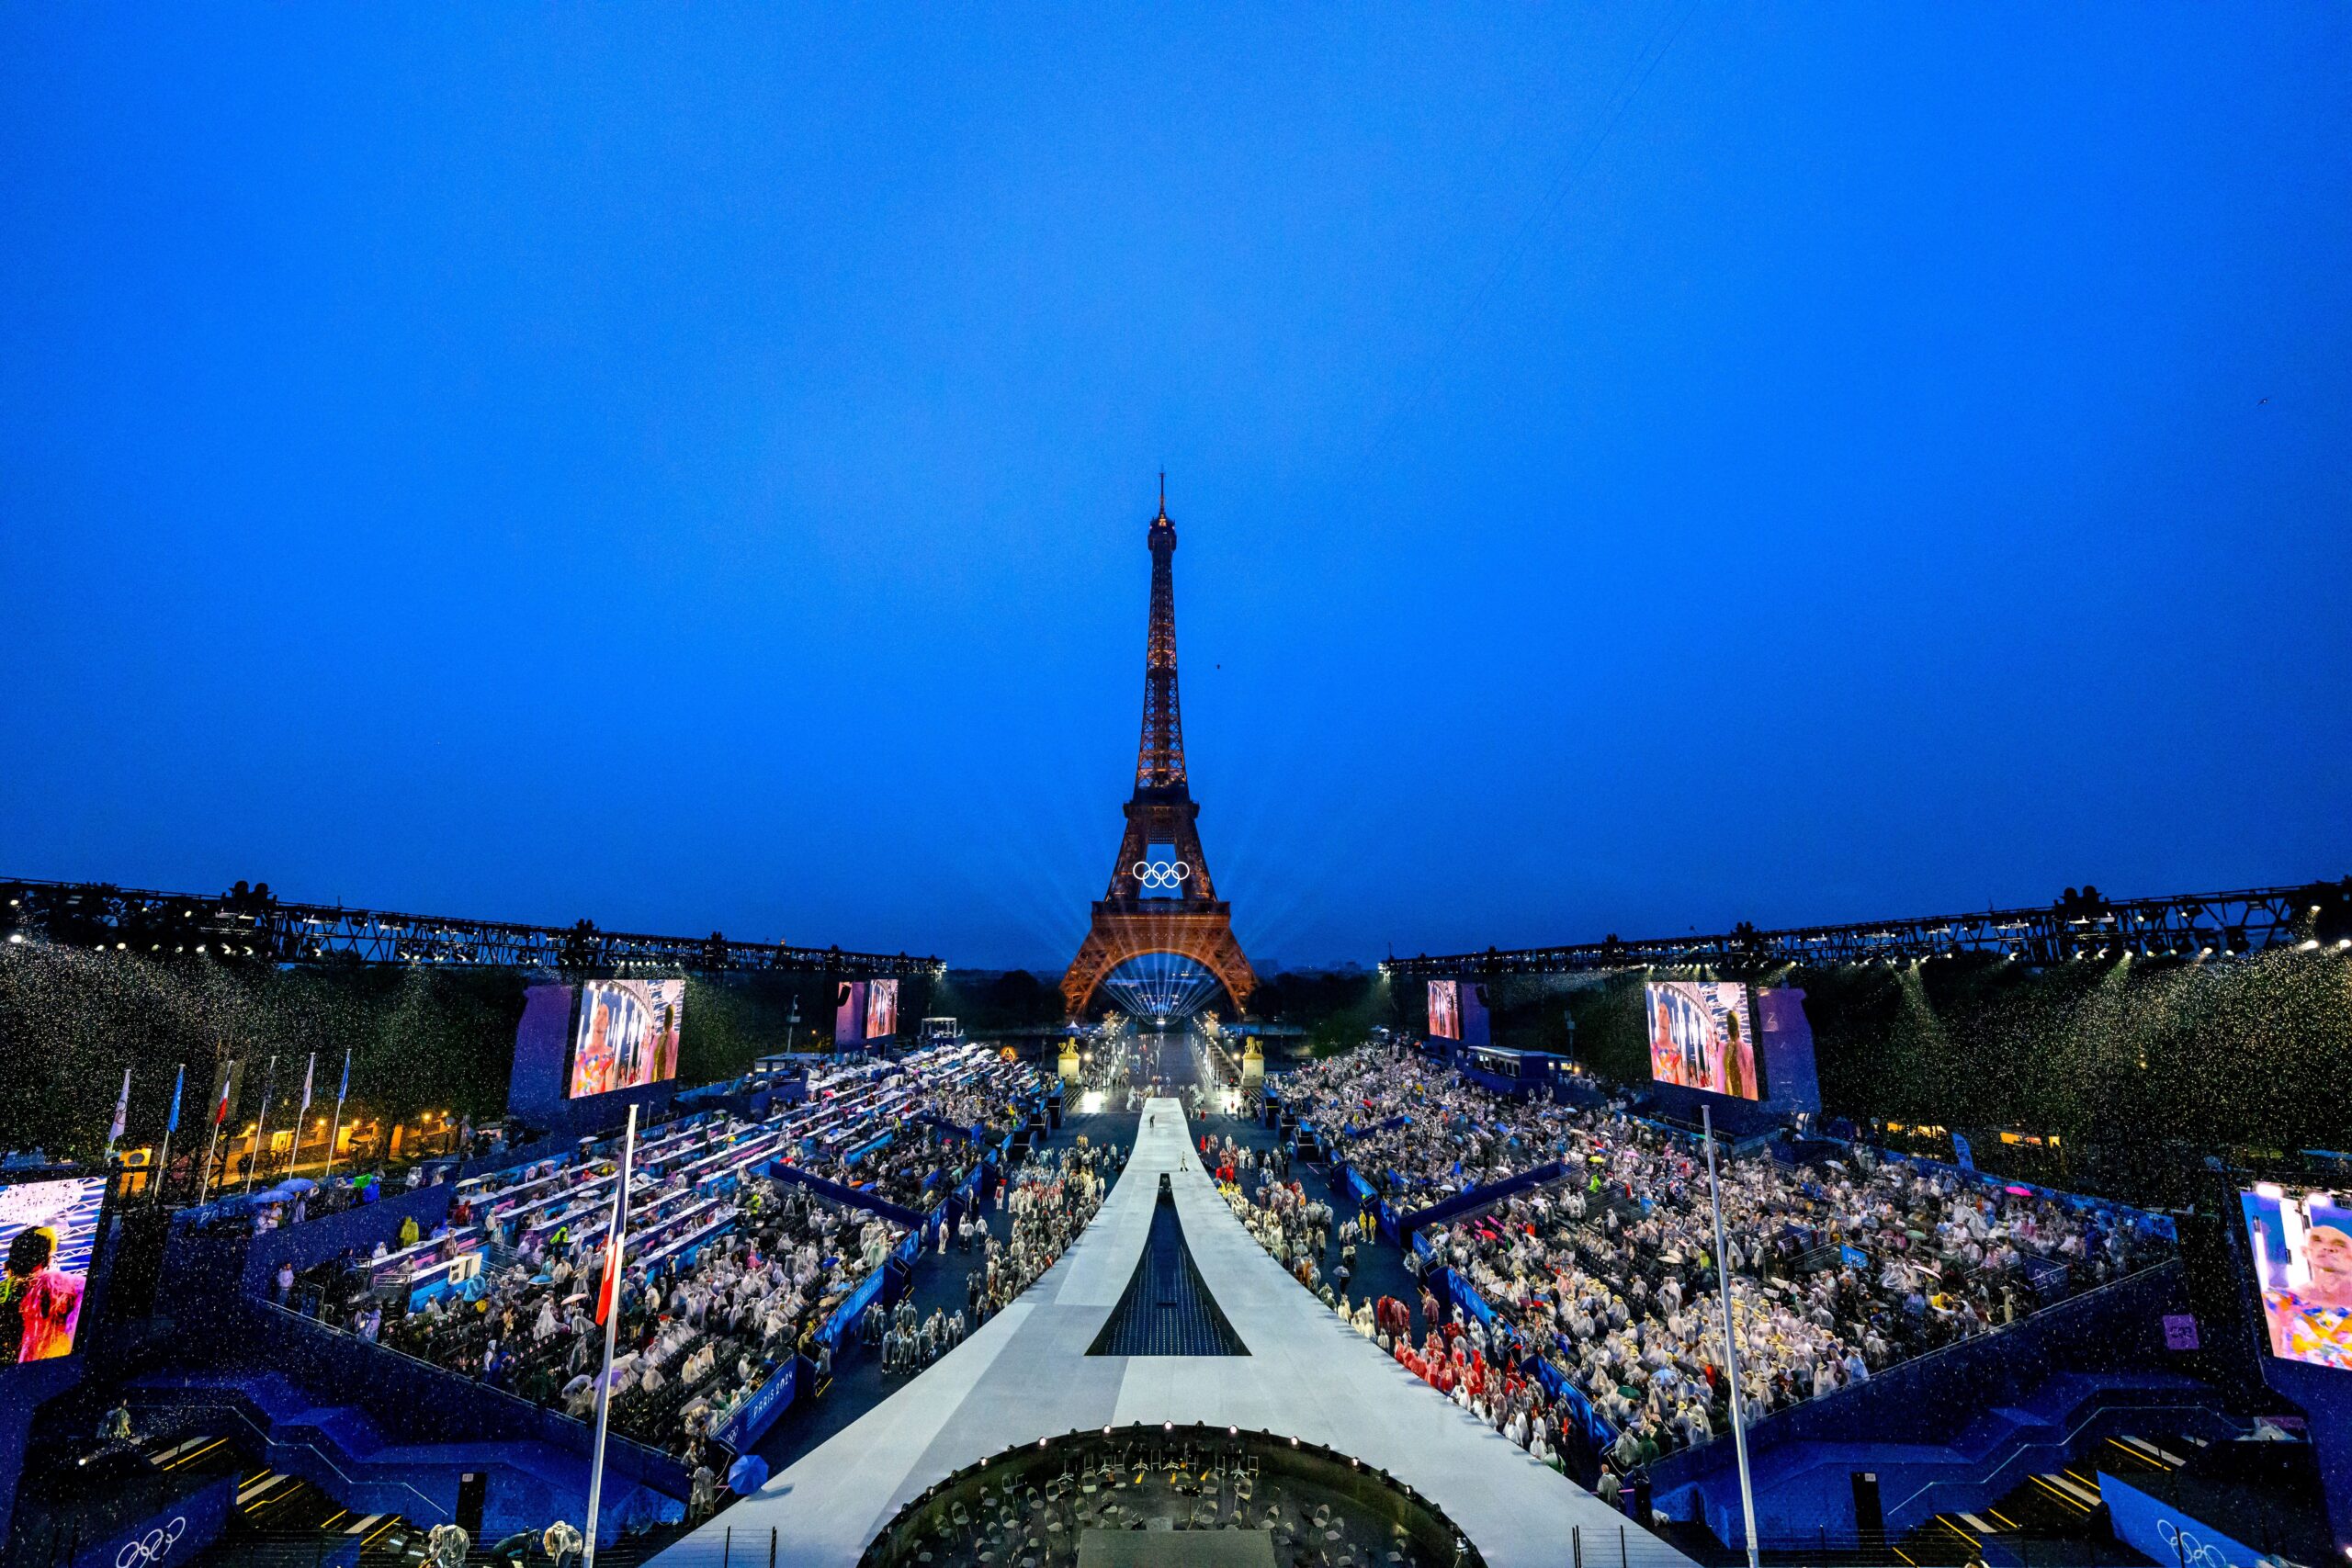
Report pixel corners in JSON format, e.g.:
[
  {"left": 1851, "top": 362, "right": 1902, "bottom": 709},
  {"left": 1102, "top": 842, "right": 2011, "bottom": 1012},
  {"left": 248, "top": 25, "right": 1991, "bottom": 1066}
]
[{"left": 1896, "top": 1429, "right": 2190, "bottom": 1565}]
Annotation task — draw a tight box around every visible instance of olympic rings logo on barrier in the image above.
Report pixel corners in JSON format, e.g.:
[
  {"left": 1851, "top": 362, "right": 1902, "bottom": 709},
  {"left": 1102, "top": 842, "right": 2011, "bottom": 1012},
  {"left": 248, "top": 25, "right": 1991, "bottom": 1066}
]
[
  {"left": 2154, "top": 1518, "right": 2235, "bottom": 1568},
  {"left": 1131, "top": 860, "right": 1191, "bottom": 890},
  {"left": 116, "top": 1517, "right": 188, "bottom": 1568}
]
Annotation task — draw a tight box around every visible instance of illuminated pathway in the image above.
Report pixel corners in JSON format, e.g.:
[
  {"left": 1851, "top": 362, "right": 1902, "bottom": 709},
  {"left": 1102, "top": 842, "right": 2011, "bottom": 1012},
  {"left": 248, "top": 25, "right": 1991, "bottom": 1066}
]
[{"left": 651, "top": 1100, "right": 1691, "bottom": 1568}]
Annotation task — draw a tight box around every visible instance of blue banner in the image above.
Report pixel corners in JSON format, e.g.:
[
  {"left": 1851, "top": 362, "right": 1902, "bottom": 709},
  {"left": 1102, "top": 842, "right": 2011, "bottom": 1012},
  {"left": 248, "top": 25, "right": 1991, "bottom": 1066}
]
[
  {"left": 711, "top": 1359, "right": 797, "bottom": 1450},
  {"left": 2100, "top": 1469, "right": 2264, "bottom": 1568},
  {"left": 71, "top": 1474, "right": 238, "bottom": 1568}
]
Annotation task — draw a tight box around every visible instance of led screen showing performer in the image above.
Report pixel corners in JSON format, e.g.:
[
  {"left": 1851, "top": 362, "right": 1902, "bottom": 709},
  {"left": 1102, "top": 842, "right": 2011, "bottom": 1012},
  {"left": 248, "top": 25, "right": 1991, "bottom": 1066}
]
[
  {"left": 865, "top": 977, "right": 899, "bottom": 1039},
  {"left": 1427, "top": 979, "right": 1460, "bottom": 1041},
  {"left": 0, "top": 1175, "right": 103, "bottom": 1363},
  {"left": 2244, "top": 1184, "right": 2352, "bottom": 1371},
  {"left": 566, "top": 979, "right": 685, "bottom": 1099},
  {"left": 1645, "top": 979, "right": 1759, "bottom": 1100}
]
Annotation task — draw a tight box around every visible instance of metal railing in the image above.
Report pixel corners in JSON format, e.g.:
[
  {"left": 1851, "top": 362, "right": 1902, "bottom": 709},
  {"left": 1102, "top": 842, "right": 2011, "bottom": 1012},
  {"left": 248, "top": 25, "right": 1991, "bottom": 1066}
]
[{"left": 122, "top": 1398, "right": 449, "bottom": 1522}]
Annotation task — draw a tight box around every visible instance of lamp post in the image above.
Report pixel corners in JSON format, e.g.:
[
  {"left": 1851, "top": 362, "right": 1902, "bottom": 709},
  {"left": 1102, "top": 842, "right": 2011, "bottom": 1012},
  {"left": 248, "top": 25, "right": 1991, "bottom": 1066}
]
[{"left": 1703, "top": 1104, "right": 1761, "bottom": 1568}]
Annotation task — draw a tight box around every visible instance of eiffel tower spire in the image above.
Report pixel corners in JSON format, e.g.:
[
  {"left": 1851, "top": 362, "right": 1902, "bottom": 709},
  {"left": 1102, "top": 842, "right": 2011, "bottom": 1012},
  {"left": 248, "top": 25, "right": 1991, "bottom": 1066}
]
[
  {"left": 1134, "top": 475, "right": 1188, "bottom": 791},
  {"left": 1062, "top": 478, "right": 1255, "bottom": 1020}
]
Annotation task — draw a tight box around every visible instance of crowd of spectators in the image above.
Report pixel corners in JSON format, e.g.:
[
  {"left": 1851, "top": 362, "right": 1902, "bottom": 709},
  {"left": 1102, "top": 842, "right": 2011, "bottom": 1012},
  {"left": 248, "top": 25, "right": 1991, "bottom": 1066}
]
[
  {"left": 1270, "top": 1043, "right": 2174, "bottom": 1491},
  {"left": 1279, "top": 1048, "right": 1562, "bottom": 1202},
  {"left": 273, "top": 1047, "right": 1052, "bottom": 1467},
  {"left": 798, "top": 1124, "right": 982, "bottom": 1212},
  {"left": 309, "top": 1169, "right": 898, "bottom": 1465},
  {"left": 1208, "top": 1128, "right": 1601, "bottom": 1477},
  {"left": 911, "top": 1061, "right": 1036, "bottom": 1143}
]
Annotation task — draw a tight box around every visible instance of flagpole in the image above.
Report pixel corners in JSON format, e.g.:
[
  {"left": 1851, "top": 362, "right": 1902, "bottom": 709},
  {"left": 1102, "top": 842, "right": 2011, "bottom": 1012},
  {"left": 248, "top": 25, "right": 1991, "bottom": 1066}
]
[
  {"left": 198, "top": 1058, "right": 233, "bottom": 1207},
  {"left": 582, "top": 1104, "right": 639, "bottom": 1568},
  {"left": 290, "top": 1052, "right": 316, "bottom": 1179},
  {"left": 322, "top": 1049, "right": 351, "bottom": 1186},
  {"left": 1703, "top": 1104, "right": 1761, "bottom": 1568},
  {"left": 106, "top": 1066, "right": 131, "bottom": 1162},
  {"left": 245, "top": 1054, "right": 279, "bottom": 1194},
  {"left": 154, "top": 1064, "right": 185, "bottom": 1207}
]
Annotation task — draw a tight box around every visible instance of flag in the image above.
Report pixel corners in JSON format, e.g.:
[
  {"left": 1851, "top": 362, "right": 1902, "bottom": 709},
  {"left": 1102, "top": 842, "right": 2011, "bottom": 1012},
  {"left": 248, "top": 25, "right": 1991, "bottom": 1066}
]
[
  {"left": 299, "top": 1053, "right": 316, "bottom": 1121},
  {"left": 164, "top": 1065, "right": 186, "bottom": 1134},
  {"left": 594, "top": 1235, "right": 620, "bottom": 1324},
  {"left": 336, "top": 1048, "right": 350, "bottom": 1102},
  {"left": 594, "top": 1198, "right": 626, "bottom": 1325},
  {"left": 108, "top": 1067, "right": 131, "bottom": 1146},
  {"left": 213, "top": 1059, "right": 242, "bottom": 1125},
  {"left": 594, "top": 1112, "right": 638, "bottom": 1326}
]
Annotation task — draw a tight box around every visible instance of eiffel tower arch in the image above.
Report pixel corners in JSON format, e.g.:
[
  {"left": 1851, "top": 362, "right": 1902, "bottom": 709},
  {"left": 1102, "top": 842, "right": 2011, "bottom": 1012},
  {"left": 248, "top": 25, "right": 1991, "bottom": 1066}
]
[{"left": 1061, "top": 481, "right": 1258, "bottom": 1020}]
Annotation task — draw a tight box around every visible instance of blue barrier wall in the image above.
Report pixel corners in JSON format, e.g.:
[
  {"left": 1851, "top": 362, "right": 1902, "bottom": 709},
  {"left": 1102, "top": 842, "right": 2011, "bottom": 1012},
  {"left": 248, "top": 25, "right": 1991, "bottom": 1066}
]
[
  {"left": 64, "top": 1472, "right": 239, "bottom": 1568},
  {"left": 2099, "top": 1469, "right": 2266, "bottom": 1568},
  {"left": 238, "top": 1183, "right": 459, "bottom": 1294},
  {"left": 1396, "top": 1162, "right": 1568, "bottom": 1239},
  {"left": 765, "top": 1162, "right": 929, "bottom": 1230},
  {"left": 1631, "top": 1083, "right": 1786, "bottom": 1140},
  {"left": 710, "top": 1362, "right": 797, "bottom": 1451}
]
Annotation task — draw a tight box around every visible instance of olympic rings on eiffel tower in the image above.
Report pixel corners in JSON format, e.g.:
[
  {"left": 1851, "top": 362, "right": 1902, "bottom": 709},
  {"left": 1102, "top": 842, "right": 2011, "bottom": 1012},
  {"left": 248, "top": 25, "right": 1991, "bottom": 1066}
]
[{"left": 1131, "top": 860, "right": 1192, "bottom": 890}]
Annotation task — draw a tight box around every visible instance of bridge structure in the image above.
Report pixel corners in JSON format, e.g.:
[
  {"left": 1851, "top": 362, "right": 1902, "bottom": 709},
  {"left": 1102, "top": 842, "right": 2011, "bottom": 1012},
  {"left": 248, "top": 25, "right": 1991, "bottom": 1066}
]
[
  {"left": 1061, "top": 479, "right": 1256, "bottom": 1019},
  {"left": 0, "top": 876, "right": 942, "bottom": 977},
  {"left": 1383, "top": 878, "right": 2352, "bottom": 977}
]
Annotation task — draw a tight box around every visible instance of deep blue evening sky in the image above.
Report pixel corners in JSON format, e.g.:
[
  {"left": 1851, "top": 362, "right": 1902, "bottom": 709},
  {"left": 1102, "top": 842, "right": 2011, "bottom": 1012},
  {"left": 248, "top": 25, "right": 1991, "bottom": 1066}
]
[{"left": 5, "top": 7, "right": 2347, "bottom": 971}]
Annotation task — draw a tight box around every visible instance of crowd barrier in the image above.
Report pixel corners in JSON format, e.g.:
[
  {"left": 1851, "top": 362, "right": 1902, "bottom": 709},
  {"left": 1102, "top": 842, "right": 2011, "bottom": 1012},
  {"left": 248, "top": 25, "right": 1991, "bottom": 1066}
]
[
  {"left": 1394, "top": 1161, "right": 1570, "bottom": 1241},
  {"left": 1456, "top": 1063, "right": 1539, "bottom": 1100},
  {"left": 710, "top": 1360, "right": 797, "bottom": 1452},
  {"left": 948, "top": 1161, "right": 989, "bottom": 1223},
  {"left": 236, "top": 1182, "right": 460, "bottom": 1296},
  {"left": 819, "top": 1264, "right": 888, "bottom": 1351},
  {"left": 1415, "top": 1259, "right": 1619, "bottom": 1463},
  {"left": 916, "top": 1112, "right": 986, "bottom": 1142},
  {"left": 763, "top": 1161, "right": 930, "bottom": 1232}
]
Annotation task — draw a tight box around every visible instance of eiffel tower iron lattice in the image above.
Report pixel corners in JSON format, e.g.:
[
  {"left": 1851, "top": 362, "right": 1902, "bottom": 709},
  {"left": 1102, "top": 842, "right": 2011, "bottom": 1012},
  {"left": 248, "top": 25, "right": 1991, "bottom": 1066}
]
[{"left": 1061, "top": 480, "right": 1257, "bottom": 1020}]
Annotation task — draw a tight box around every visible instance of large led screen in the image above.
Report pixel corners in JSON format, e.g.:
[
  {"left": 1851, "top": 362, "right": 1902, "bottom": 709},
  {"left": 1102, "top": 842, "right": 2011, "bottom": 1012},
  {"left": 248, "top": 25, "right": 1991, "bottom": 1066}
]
[
  {"left": 1428, "top": 980, "right": 1461, "bottom": 1042},
  {"left": 0, "top": 1175, "right": 103, "bottom": 1363},
  {"left": 2243, "top": 1185, "right": 2352, "bottom": 1371},
  {"left": 835, "top": 981, "right": 867, "bottom": 1047},
  {"left": 1645, "top": 980, "right": 1759, "bottom": 1100},
  {"left": 865, "top": 978, "right": 899, "bottom": 1040},
  {"left": 567, "top": 979, "right": 685, "bottom": 1099}
]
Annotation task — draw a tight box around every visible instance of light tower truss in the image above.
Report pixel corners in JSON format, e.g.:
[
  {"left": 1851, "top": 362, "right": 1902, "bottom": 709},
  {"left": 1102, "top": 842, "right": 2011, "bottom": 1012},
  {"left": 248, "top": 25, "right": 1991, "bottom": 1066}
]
[
  {"left": 1383, "top": 880, "right": 2352, "bottom": 977},
  {"left": 0, "top": 876, "right": 944, "bottom": 977}
]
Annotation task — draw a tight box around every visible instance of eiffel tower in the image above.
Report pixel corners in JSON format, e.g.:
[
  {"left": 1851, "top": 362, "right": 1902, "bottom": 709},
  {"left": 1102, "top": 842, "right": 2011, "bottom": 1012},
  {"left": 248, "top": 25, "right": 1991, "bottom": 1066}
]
[{"left": 1060, "top": 479, "right": 1257, "bottom": 1020}]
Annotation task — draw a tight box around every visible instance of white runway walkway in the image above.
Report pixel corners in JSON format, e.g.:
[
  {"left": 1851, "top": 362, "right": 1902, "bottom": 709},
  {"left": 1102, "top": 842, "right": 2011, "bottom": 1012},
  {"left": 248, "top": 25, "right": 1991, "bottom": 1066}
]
[{"left": 651, "top": 1100, "right": 1691, "bottom": 1568}]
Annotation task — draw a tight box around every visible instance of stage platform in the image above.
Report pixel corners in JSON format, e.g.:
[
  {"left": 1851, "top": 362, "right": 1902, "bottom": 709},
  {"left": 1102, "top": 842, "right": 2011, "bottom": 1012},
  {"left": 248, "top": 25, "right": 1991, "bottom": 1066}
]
[{"left": 651, "top": 1100, "right": 1690, "bottom": 1568}]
